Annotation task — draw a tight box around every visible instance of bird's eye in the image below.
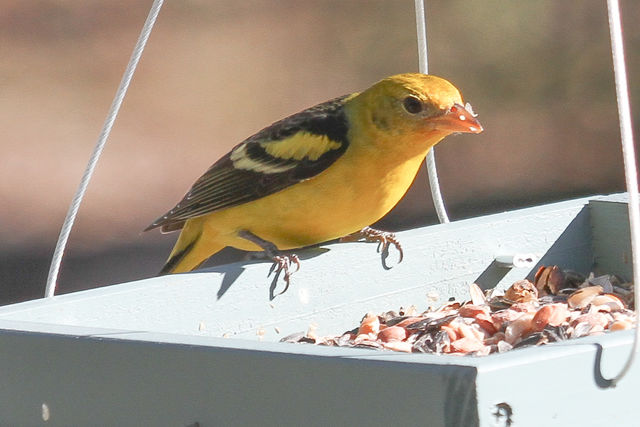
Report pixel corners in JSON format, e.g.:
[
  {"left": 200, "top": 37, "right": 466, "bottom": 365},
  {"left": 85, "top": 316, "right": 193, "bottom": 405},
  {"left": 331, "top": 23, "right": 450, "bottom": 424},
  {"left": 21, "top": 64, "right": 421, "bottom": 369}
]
[{"left": 402, "top": 96, "right": 423, "bottom": 114}]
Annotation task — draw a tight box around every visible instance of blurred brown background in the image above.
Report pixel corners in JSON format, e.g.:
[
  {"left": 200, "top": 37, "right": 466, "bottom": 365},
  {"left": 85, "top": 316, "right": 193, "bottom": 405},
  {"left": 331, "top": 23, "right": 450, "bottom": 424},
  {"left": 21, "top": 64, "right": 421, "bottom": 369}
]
[{"left": 1, "top": 1, "right": 639, "bottom": 304}]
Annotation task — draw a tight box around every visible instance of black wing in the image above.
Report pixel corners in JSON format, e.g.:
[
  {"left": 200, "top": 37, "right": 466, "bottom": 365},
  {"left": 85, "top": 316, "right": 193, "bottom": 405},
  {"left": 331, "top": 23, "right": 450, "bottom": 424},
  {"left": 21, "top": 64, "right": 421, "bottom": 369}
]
[{"left": 145, "top": 95, "right": 351, "bottom": 232}]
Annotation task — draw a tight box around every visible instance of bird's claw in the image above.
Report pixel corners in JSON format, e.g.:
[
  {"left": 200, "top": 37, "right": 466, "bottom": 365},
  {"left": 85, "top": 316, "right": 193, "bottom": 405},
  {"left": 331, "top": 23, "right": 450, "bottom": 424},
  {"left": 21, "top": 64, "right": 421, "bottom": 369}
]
[
  {"left": 268, "top": 254, "right": 300, "bottom": 295},
  {"left": 362, "top": 227, "right": 404, "bottom": 268},
  {"left": 342, "top": 226, "right": 403, "bottom": 269}
]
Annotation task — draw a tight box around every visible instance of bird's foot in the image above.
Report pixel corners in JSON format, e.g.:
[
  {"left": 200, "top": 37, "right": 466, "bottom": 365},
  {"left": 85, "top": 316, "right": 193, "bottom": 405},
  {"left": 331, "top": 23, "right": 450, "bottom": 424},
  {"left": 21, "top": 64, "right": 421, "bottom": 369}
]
[
  {"left": 238, "top": 229, "right": 301, "bottom": 297},
  {"left": 340, "top": 226, "right": 403, "bottom": 269},
  {"left": 268, "top": 254, "right": 300, "bottom": 296}
]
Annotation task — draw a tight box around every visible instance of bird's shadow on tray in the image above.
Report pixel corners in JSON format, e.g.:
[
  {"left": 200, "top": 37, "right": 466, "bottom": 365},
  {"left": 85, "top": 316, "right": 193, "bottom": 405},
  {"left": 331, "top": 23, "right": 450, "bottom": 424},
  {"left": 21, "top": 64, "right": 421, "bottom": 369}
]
[{"left": 196, "top": 246, "right": 329, "bottom": 300}]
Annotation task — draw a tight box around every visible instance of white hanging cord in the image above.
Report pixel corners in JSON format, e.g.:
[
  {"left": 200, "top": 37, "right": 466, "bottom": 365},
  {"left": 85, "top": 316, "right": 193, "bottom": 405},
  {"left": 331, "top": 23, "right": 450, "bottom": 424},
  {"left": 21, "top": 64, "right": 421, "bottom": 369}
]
[
  {"left": 414, "top": 0, "right": 429, "bottom": 75},
  {"left": 415, "top": 0, "right": 450, "bottom": 224},
  {"left": 44, "top": 0, "right": 165, "bottom": 298},
  {"left": 602, "top": 0, "right": 640, "bottom": 387}
]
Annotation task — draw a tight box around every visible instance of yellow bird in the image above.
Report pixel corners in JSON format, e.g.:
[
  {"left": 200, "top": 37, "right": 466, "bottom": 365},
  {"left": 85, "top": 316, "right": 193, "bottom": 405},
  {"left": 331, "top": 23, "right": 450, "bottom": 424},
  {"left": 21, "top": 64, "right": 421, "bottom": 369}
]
[{"left": 146, "top": 73, "right": 483, "bottom": 283}]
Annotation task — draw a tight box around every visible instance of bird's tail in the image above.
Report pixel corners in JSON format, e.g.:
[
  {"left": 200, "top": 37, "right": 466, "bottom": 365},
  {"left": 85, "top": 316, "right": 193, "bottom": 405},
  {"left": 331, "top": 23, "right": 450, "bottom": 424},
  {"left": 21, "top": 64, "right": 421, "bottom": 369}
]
[{"left": 159, "top": 221, "right": 223, "bottom": 275}]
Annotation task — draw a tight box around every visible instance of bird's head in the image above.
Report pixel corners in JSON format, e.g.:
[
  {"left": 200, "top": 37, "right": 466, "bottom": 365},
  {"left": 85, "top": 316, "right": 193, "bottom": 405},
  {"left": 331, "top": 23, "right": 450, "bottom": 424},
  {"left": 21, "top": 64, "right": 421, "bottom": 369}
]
[{"left": 351, "top": 73, "right": 482, "bottom": 148}]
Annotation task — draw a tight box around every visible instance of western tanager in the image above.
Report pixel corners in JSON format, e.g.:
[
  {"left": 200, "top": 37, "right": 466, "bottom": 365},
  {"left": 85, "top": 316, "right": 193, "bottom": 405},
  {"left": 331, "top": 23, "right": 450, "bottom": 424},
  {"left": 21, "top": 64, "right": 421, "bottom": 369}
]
[{"left": 146, "top": 73, "right": 482, "bottom": 283}]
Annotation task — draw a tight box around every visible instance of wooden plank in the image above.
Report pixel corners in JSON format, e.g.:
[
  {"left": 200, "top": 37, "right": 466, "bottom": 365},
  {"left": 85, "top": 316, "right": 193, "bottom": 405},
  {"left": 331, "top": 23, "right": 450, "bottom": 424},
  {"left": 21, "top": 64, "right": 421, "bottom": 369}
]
[
  {"left": 0, "top": 323, "right": 477, "bottom": 427},
  {"left": 590, "top": 196, "right": 633, "bottom": 279},
  {"left": 0, "top": 196, "right": 596, "bottom": 341},
  {"left": 0, "top": 319, "right": 635, "bottom": 426},
  {"left": 475, "top": 329, "right": 639, "bottom": 426}
]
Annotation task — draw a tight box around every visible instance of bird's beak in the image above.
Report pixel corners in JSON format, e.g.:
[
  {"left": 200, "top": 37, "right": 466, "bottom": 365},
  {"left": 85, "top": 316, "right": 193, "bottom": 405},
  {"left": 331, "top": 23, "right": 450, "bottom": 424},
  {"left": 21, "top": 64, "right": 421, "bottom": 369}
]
[{"left": 427, "top": 103, "right": 483, "bottom": 134}]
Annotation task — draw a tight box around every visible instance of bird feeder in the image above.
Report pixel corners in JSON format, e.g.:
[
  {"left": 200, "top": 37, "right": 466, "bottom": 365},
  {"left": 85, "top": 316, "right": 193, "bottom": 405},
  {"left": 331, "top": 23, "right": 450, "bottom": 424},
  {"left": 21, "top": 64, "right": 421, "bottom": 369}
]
[
  {"left": 0, "top": 194, "right": 637, "bottom": 426},
  {"left": 3, "top": 0, "right": 637, "bottom": 425}
]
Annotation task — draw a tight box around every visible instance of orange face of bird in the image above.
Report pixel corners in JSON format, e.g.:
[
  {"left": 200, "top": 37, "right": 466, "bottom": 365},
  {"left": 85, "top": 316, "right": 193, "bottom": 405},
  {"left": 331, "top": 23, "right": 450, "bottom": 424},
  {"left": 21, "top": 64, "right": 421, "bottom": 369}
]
[{"left": 355, "top": 73, "right": 483, "bottom": 140}]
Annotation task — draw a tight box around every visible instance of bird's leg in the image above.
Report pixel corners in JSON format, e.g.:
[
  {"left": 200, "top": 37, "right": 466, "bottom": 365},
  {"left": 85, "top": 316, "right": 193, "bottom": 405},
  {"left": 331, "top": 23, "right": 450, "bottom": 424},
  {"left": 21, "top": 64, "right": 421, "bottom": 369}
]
[
  {"left": 238, "top": 230, "right": 300, "bottom": 295},
  {"left": 340, "top": 226, "right": 403, "bottom": 269}
]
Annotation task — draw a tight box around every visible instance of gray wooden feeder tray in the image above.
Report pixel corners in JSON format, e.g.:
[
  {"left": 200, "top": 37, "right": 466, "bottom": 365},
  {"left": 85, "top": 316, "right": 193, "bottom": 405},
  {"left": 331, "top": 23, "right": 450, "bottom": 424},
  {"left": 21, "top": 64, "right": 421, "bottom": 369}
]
[{"left": 0, "top": 193, "right": 637, "bottom": 426}]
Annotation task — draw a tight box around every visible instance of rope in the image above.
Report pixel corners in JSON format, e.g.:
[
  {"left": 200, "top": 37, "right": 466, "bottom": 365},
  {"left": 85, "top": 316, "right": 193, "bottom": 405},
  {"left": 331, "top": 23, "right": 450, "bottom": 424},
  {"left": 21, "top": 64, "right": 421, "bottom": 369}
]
[
  {"left": 44, "top": 0, "right": 165, "bottom": 298},
  {"left": 414, "top": 0, "right": 450, "bottom": 224},
  {"left": 603, "top": 0, "right": 640, "bottom": 387}
]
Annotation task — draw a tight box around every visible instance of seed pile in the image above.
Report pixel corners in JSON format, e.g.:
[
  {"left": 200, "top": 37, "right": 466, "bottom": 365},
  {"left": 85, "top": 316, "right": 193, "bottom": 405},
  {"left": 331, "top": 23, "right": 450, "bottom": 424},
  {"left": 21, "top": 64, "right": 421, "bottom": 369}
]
[{"left": 280, "top": 266, "right": 636, "bottom": 355}]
